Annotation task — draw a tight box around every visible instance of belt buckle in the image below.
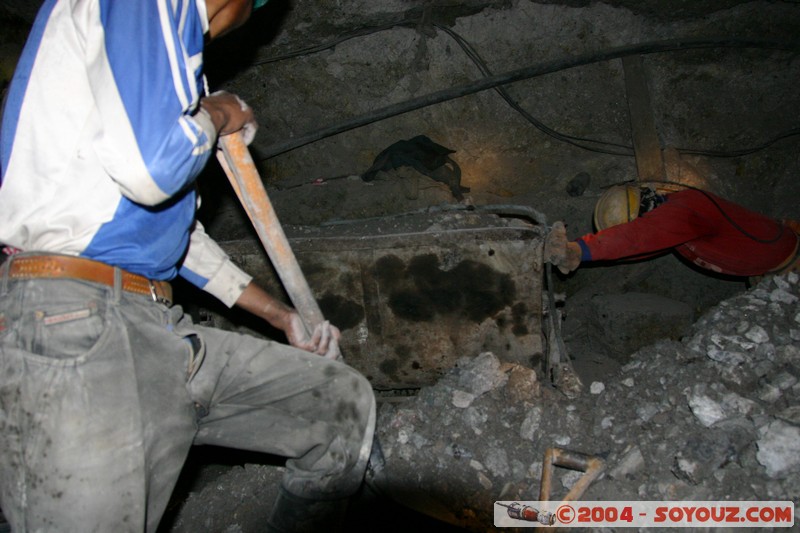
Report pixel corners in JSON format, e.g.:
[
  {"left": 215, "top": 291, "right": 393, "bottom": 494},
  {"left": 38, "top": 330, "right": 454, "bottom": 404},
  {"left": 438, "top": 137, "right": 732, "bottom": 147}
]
[{"left": 149, "top": 280, "right": 168, "bottom": 305}]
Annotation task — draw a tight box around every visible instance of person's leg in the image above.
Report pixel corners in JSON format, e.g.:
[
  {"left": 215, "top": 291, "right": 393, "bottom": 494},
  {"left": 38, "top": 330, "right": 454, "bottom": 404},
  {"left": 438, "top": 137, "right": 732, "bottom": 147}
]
[
  {"left": 122, "top": 301, "right": 205, "bottom": 532},
  {"left": 187, "top": 324, "right": 375, "bottom": 527},
  {"left": 0, "top": 275, "right": 197, "bottom": 532}
]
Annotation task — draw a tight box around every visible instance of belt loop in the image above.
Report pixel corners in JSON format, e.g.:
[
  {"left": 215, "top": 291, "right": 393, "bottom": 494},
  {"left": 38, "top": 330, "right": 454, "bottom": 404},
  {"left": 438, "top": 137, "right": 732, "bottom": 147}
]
[
  {"left": 113, "top": 266, "right": 123, "bottom": 304},
  {"left": 0, "top": 254, "right": 11, "bottom": 297}
]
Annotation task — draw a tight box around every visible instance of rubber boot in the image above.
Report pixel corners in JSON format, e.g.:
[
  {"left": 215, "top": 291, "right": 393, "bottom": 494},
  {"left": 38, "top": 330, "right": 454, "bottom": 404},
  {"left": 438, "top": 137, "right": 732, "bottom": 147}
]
[
  {"left": 363, "top": 433, "right": 388, "bottom": 497},
  {"left": 266, "top": 486, "right": 349, "bottom": 533}
]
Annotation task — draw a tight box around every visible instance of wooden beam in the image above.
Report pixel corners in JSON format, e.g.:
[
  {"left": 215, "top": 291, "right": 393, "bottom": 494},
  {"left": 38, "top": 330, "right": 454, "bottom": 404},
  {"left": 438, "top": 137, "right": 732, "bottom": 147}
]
[{"left": 623, "top": 55, "right": 665, "bottom": 183}]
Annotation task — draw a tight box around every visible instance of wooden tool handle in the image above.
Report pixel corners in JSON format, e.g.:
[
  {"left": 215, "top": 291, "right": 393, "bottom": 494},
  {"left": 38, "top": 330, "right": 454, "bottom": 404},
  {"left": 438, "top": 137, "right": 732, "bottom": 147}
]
[{"left": 216, "top": 132, "right": 326, "bottom": 336}]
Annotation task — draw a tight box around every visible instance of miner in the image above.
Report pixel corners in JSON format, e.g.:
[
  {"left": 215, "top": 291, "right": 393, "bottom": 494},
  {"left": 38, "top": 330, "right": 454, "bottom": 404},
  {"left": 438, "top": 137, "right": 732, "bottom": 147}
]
[{"left": 0, "top": 1, "right": 375, "bottom": 531}]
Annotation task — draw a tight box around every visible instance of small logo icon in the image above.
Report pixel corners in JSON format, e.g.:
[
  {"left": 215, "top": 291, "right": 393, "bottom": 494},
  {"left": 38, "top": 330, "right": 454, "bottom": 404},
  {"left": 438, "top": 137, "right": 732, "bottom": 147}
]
[{"left": 496, "top": 502, "right": 556, "bottom": 525}]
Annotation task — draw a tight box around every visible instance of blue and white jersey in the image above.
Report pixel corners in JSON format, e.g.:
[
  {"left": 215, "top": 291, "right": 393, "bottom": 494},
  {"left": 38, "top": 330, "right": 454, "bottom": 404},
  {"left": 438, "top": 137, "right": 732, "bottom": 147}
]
[{"left": 0, "top": 0, "right": 251, "bottom": 307}]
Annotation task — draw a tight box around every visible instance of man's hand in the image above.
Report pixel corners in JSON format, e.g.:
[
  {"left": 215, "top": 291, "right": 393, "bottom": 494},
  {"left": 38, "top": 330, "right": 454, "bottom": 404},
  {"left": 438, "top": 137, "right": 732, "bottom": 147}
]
[
  {"left": 544, "top": 221, "right": 581, "bottom": 274},
  {"left": 235, "top": 282, "right": 343, "bottom": 360},
  {"left": 199, "top": 91, "right": 258, "bottom": 144},
  {"left": 285, "top": 314, "right": 342, "bottom": 361}
]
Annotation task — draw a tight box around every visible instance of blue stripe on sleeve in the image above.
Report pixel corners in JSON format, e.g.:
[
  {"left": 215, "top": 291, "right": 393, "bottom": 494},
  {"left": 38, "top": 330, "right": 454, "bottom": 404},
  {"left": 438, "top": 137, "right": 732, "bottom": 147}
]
[
  {"left": 178, "top": 264, "right": 210, "bottom": 289},
  {"left": 577, "top": 239, "right": 592, "bottom": 261},
  {"left": 97, "top": 0, "right": 209, "bottom": 196}
]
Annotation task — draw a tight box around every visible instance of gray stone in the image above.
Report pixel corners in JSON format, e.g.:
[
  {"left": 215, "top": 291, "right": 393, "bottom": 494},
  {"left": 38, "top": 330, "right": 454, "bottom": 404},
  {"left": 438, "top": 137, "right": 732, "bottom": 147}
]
[
  {"left": 462, "top": 406, "right": 488, "bottom": 435},
  {"left": 451, "top": 390, "right": 475, "bottom": 408},
  {"left": 457, "top": 352, "right": 508, "bottom": 396},
  {"left": 770, "top": 289, "right": 798, "bottom": 305},
  {"left": 709, "top": 333, "right": 755, "bottom": 352},
  {"left": 776, "top": 406, "right": 800, "bottom": 425},
  {"left": 706, "top": 347, "right": 747, "bottom": 365},
  {"left": 744, "top": 325, "right": 769, "bottom": 344},
  {"left": 757, "top": 383, "right": 782, "bottom": 403},
  {"left": 720, "top": 391, "right": 760, "bottom": 418},
  {"left": 773, "top": 276, "right": 792, "bottom": 292},
  {"left": 686, "top": 388, "right": 727, "bottom": 427},
  {"left": 756, "top": 420, "right": 800, "bottom": 478},
  {"left": 636, "top": 403, "right": 661, "bottom": 423},
  {"left": 686, "top": 384, "right": 759, "bottom": 427},
  {"left": 520, "top": 407, "right": 543, "bottom": 442},
  {"left": 607, "top": 445, "right": 645, "bottom": 480},
  {"left": 484, "top": 448, "right": 510, "bottom": 478},
  {"left": 772, "top": 372, "right": 798, "bottom": 391},
  {"left": 673, "top": 424, "right": 752, "bottom": 485}
]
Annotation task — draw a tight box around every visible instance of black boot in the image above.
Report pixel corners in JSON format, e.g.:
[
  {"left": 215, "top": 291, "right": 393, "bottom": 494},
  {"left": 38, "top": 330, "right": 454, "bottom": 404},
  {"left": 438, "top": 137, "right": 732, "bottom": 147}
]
[{"left": 266, "top": 486, "right": 349, "bottom": 533}]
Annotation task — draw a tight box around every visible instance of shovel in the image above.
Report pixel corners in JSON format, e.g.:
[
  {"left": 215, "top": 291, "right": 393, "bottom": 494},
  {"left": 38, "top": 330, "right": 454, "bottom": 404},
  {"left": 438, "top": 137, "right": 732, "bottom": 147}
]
[{"left": 216, "top": 131, "right": 340, "bottom": 359}]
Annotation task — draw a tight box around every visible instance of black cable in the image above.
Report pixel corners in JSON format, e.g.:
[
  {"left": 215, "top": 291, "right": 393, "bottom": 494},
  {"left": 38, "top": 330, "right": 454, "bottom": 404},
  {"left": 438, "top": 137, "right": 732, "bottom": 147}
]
[
  {"left": 252, "top": 17, "right": 634, "bottom": 156},
  {"left": 434, "top": 23, "right": 635, "bottom": 156},
  {"left": 436, "top": 24, "right": 800, "bottom": 158},
  {"left": 685, "top": 186, "right": 786, "bottom": 244},
  {"left": 677, "top": 127, "right": 800, "bottom": 158},
  {"left": 254, "top": 36, "right": 798, "bottom": 160},
  {"left": 251, "top": 19, "right": 417, "bottom": 65},
  {"left": 244, "top": 16, "right": 800, "bottom": 159}
]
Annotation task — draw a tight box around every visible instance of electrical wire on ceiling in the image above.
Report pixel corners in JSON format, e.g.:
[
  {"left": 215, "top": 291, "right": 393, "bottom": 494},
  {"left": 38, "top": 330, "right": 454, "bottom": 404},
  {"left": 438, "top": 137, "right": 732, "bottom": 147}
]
[
  {"left": 247, "top": 18, "right": 799, "bottom": 161},
  {"left": 251, "top": 19, "right": 417, "bottom": 65},
  {"left": 434, "top": 25, "right": 800, "bottom": 158},
  {"left": 677, "top": 127, "right": 800, "bottom": 157},
  {"left": 432, "top": 23, "right": 635, "bottom": 157}
]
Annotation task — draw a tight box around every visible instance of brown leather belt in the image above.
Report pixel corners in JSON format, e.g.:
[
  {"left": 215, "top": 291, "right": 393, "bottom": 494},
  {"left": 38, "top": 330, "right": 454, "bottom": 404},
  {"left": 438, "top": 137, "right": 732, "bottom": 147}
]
[{"left": 5, "top": 255, "right": 172, "bottom": 305}]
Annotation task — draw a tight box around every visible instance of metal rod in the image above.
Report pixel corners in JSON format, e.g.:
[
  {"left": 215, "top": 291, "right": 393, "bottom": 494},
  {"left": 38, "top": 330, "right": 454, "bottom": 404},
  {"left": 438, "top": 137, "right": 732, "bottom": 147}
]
[{"left": 539, "top": 447, "right": 606, "bottom": 503}]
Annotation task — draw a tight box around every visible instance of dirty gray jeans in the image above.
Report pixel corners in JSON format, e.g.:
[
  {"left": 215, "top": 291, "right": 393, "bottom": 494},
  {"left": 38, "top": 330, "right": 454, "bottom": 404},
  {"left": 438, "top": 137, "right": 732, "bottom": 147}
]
[{"left": 0, "top": 266, "right": 376, "bottom": 532}]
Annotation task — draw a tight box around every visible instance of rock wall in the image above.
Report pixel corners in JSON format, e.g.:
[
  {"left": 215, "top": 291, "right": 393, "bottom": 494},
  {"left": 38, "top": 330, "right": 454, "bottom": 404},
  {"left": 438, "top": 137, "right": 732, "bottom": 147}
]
[{"left": 207, "top": 0, "right": 800, "bottom": 222}]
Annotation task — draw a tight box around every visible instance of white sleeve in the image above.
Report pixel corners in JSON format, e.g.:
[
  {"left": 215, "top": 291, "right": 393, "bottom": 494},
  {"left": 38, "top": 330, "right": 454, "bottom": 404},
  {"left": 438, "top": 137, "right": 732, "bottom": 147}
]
[{"left": 178, "top": 221, "right": 252, "bottom": 308}]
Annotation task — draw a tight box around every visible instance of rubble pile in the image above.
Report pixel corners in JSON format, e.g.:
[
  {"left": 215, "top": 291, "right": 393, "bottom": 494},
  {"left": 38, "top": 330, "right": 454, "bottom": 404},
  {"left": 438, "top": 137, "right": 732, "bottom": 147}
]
[
  {"left": 582, "top": 272, "right": 800, "bottom": 502},
  {"left": 372, "top": 272, "right": 800, "bottom": 530}
]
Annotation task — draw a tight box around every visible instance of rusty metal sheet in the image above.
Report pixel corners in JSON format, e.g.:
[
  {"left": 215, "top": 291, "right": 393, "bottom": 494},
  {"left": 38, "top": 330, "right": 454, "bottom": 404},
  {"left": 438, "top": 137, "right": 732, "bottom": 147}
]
[{"left": 217, "top": 208, "right": 546, "bottom": 389}]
